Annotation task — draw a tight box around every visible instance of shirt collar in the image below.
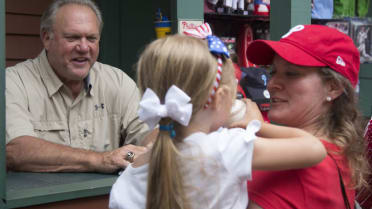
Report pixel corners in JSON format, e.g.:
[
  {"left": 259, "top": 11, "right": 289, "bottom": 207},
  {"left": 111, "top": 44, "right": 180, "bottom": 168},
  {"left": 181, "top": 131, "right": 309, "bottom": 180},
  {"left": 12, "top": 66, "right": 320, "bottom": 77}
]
[
  {"left": 39, "top": 50, "right": 63, "bottom": 97},
  {"left": 39, "top": 49, "right": 94, "bottom": 97},
  {"left": 84, "top": 73, "right": 93, "bottom": 96}
]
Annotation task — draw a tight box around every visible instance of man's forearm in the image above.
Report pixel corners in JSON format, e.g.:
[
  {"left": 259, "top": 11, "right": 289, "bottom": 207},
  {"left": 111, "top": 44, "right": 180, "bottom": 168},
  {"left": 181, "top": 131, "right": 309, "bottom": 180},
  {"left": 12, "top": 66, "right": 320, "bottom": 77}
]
[{"left": 6, "top": 136, "right": 103, "bottom": 172}]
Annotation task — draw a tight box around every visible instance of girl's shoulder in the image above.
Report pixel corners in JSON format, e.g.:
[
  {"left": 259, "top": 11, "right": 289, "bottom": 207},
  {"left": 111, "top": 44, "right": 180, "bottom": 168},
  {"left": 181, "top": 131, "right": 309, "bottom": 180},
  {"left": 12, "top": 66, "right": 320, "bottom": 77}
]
[
  {"left": 182, "top": 126, "right": 257, "bottom": 156},
  {"left": 184, "top": 127, "right": 251, "bottom": 144}
]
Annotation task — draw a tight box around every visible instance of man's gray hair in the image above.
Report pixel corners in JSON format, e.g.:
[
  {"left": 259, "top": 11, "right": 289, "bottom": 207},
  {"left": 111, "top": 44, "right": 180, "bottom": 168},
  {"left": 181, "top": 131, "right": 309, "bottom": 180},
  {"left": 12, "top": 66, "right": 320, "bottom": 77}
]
[{"left": 40, "top": 0, "right": 103, "bottom": 37}]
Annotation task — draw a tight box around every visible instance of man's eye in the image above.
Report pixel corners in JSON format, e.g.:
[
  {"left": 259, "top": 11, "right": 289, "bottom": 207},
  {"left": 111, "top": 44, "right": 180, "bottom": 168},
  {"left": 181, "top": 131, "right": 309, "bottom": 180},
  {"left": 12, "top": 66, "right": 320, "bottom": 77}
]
[
  {"left": 87, "top": 37, "right": 97, "bottom": 42},
  {"left": 66, "top": 36, "right": 79, "bottom": 41}
]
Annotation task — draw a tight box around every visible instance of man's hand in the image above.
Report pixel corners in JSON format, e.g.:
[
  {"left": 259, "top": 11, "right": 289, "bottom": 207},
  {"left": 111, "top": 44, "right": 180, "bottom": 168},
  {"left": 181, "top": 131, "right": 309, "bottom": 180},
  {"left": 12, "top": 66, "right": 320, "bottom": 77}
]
[
  {"left": 6, "top": 136, "right": 149, "bottom": 173},
  {"left": 97, "top": 144, "right": 148, "bottom": 173}
]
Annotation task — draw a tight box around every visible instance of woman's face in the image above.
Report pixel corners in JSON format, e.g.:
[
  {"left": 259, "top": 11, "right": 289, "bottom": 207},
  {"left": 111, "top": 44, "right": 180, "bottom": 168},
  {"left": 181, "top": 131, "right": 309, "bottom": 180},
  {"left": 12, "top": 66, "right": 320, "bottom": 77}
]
[{"left": 267, "top": 55, "right": 330, "bottom": 129}]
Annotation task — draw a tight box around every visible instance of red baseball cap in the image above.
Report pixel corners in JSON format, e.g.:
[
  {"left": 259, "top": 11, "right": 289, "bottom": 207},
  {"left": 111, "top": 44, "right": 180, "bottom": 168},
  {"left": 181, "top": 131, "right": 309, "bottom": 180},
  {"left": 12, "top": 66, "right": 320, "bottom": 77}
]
[{"left": 246, "top": 24, "right": 360, "bottom": 87}]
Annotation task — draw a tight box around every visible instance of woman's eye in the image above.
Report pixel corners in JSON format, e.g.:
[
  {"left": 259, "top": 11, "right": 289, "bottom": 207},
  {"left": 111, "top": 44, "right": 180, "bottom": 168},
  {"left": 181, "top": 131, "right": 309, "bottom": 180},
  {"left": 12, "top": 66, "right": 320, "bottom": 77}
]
[{"left": 285, "top": 71, "right": 299, "bottom": 76}]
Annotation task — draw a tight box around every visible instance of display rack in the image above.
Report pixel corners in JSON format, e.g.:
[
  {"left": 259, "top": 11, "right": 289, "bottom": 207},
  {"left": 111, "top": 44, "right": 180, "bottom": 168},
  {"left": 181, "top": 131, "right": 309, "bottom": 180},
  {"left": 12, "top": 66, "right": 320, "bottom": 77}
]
[{"left": 204, "top": 13, "right": 269, "bottom": 22}]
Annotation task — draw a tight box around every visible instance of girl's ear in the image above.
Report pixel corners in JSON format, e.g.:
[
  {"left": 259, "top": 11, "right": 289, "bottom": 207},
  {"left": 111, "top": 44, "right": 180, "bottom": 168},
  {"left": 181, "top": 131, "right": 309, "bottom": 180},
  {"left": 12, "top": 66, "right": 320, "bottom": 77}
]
[{"left": 210, "top": 85, "right": 232, "bottom": 110}]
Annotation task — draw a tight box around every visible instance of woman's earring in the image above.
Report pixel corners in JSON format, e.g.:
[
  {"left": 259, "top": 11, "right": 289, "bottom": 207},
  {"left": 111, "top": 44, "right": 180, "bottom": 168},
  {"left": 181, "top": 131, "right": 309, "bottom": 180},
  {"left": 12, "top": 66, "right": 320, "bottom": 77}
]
[{"left": 326, "top": 96, "right": 332, "bottom": 102}]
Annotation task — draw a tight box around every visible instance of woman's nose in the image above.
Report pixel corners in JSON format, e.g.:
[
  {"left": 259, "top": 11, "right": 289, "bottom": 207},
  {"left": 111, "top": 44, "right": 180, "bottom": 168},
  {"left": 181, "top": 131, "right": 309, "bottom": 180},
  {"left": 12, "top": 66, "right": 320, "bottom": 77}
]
[{"left": 267, "top": 75, "right": 281, "bottom": 91}]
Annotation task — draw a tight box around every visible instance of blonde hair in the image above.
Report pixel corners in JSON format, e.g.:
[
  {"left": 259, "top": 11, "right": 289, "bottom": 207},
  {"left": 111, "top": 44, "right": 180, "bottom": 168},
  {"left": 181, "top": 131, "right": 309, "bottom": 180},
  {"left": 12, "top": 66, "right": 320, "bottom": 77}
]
[
  {"left": 136, "top": 34, "right": 235, "bottom": 209},
  {"left": 317, "top": 67, "right": 370, "bottom": 189}
]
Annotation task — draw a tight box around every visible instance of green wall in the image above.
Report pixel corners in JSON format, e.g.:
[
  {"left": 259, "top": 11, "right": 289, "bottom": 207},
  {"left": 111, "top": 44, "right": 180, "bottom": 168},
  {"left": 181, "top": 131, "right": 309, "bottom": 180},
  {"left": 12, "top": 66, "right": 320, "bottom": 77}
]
[
  {"left": 97, "top": 0, "right": 205, "bottom": 78},
  {"left": 172, "top": 0, "right": 203, "bottom": 19},
  {"left": 359, "top": 64, "right": 372, "bottom": 116},
  {"left": 359, "top": 0, "right": 372, "bottom": 116},
  {"left": 270, "top": 0, "right": 311, "bottom": 40},
  {"left": 97, "top": 0, "right": 156, "bottom": 79}
]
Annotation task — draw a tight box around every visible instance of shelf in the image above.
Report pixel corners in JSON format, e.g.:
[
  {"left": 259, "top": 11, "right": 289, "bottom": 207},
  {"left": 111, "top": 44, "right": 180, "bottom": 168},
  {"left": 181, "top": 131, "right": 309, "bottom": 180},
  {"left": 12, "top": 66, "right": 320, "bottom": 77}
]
[{"left": 204, "top": 12, "right": 269, "bottom": 22}]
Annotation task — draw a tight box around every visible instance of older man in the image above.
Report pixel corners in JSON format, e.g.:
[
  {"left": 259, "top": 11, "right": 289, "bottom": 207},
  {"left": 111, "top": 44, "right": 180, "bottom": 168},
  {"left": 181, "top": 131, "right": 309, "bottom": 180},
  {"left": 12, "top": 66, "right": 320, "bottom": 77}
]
[{"left": 6, "top": 0, "right": 149, "bottom": 173}]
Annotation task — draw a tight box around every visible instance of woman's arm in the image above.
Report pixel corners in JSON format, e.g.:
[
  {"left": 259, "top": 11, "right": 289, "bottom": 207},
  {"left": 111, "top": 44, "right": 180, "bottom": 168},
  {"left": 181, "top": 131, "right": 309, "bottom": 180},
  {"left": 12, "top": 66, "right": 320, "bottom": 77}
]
[
  {"left": 252, "top": 122, "right": 327, "bottom": 170},
  {"left": 229, "top": 99, "right": 326, "bottom": 170}
]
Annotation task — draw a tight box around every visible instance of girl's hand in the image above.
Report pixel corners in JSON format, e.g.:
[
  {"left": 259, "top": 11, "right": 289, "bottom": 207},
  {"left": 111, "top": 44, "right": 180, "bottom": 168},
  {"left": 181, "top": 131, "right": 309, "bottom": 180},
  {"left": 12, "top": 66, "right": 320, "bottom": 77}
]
[{"left": 229, "top": 99, "right": 263, "bottom": 129}]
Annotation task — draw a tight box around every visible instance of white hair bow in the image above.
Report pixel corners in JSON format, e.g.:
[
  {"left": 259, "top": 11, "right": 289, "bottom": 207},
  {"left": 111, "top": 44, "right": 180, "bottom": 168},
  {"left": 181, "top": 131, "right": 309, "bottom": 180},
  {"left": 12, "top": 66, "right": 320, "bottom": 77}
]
[{"left": 138, "top": 85, "right": 193, "bottom": 129}]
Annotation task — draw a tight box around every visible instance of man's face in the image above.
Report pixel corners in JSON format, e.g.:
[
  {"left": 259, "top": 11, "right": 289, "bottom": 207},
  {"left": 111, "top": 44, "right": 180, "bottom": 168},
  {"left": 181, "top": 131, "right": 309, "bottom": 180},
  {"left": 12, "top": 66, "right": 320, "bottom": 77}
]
[{"left": 42, "top": 4, "right": 100, "bottom": 83}]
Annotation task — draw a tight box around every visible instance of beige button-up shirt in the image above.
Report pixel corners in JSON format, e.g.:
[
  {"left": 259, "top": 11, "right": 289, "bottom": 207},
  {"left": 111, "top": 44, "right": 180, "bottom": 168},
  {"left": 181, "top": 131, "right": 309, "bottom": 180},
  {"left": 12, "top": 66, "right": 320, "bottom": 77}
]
[{"left": 6, "top": 50, "right": 148, "bottom": 151}]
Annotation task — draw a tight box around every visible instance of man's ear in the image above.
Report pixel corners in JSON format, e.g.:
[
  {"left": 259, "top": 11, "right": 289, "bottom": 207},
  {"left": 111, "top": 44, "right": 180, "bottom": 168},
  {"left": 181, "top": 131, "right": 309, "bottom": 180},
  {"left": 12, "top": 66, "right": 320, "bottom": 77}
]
[{"left": 41, "top": 30, "right": 52, "bottom": 50}]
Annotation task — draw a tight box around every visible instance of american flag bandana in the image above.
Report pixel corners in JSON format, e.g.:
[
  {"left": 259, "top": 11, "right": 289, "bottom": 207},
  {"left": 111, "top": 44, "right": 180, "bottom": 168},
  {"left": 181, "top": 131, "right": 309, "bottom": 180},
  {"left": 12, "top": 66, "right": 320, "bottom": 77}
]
[
  {"left": 207, "top": 35, "right": 230, "bottom": 58},
  {"left": 183, "top": 23, "right": 230, "bottom": 107}
]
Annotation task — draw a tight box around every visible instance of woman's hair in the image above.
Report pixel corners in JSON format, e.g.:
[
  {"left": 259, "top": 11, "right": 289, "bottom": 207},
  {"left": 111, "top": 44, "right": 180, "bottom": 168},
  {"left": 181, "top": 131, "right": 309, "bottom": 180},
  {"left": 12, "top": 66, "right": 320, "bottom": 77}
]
[
  {"left": 317, "top": 67, "right": 370, "bottom": 189},
  {"left": 40, "top": 0, "right": 103, "bottom": 36},
  {"left": 136, "top": 34, "right": 235, "bottom": 209}
]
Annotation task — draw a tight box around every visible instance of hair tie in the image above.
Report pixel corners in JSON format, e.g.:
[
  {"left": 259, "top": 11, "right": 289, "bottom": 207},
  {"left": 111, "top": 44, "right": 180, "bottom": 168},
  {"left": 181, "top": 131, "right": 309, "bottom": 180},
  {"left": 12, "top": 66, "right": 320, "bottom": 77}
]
[{"left": 159, "top": 124, "right": 176, "bottom": 138}]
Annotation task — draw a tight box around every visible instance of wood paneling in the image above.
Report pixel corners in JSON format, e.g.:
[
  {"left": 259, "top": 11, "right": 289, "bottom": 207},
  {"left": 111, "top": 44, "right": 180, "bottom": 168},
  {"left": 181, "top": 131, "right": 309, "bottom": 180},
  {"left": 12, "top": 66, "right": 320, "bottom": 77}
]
[
  {"left": 6, "top": 14, "right": 40, "bottom": 35},
  {"left": 6, "top": 35, "right": 42, "bottom": 60},
  {"left": 5, "top": 0, "right": 52, "bottom": 67},
  {"left": 6, "top": 60, "right": 23, "bottom": 68},
  {"left": 6, "top": 0, "right": 52, "bottom": 15},
  {"left": 18, "top": 195, "right": 109, "bottom": 209}
]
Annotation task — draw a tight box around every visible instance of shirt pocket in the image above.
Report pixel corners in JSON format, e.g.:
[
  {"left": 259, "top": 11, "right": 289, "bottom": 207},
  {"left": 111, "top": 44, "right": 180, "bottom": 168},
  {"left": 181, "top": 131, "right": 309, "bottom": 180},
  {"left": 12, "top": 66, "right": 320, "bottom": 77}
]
[
  {"left": 89, "top": 113, "right": 121, "bottom": 152},
  {"left": 31, "top": 120, "right": 69, "bottom": 145},
  {"left": 77, "top": 120, "right": 94, "bottom": 150}
]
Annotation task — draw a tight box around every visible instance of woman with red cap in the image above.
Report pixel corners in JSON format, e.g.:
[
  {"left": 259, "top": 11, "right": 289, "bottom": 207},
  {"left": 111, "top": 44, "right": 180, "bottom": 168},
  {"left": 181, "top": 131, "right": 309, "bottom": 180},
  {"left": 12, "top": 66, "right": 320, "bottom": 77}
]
[{"left": 245, "top": 24, "right": 370, "bottom": 209}]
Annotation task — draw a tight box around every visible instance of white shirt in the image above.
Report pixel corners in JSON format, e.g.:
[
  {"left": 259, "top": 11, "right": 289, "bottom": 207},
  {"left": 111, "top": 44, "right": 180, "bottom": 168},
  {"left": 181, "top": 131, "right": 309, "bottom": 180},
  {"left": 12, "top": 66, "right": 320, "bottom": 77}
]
[{"left": 109, "top": 121, "right": 260, "bottom": 209}]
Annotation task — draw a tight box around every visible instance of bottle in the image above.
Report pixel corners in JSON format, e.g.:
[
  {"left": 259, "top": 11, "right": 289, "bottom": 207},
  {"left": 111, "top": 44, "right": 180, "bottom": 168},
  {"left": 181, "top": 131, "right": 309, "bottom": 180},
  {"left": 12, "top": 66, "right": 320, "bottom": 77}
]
[{"left": 154, "top": 8, "right": 171, "bottom": 39}]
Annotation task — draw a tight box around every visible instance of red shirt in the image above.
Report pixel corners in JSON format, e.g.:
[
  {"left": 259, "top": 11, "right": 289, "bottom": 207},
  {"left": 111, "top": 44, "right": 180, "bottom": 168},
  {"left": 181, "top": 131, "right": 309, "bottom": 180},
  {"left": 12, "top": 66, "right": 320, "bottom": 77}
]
[{"left": 248, "top": 140, "right": 355, "bottom": 209}]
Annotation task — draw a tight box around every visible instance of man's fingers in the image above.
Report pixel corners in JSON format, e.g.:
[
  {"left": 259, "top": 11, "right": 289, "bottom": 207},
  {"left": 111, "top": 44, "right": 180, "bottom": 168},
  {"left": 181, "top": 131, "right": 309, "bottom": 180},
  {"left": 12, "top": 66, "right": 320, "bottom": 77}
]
[
  {"left": 146, "top": 142, "right": 154, "bottom": 149},
  {"left": 124, "top": 144, "right": 148, "bottom": 152}
]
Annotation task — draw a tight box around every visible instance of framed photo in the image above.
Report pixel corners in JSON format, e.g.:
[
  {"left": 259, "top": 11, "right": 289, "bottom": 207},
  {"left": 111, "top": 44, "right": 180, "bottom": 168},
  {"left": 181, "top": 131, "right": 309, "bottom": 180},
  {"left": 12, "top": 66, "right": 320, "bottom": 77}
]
[
  {"left": 312, "top": 19, "right": 350, "bottom": 36},
  {"left": 350, "top": 19, "right": 372, "bottom": 63},
  {"left": 325, "top": 21, "right": 350, "bottom": 36}
]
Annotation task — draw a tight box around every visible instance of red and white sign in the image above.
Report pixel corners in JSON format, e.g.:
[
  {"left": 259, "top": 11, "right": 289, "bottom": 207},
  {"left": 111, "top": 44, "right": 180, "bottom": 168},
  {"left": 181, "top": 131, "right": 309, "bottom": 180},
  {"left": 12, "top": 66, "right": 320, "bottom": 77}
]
[{"left": 178, "top": 20, "right": 203, "bottom": 34}]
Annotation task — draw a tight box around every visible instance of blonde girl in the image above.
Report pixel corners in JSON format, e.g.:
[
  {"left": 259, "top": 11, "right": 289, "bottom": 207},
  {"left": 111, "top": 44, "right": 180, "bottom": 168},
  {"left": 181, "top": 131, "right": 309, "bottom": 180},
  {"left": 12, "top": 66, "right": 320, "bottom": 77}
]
[{"left": 109, "top": 32, "right": 326, "bottom": 209}]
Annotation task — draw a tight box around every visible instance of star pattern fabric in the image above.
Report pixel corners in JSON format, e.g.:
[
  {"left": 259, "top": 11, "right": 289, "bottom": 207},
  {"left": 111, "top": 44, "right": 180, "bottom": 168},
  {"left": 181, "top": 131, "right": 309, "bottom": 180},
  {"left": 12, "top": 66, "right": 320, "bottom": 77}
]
[{"left": 207, "top": 35, "right": 230, "bottom": 58}]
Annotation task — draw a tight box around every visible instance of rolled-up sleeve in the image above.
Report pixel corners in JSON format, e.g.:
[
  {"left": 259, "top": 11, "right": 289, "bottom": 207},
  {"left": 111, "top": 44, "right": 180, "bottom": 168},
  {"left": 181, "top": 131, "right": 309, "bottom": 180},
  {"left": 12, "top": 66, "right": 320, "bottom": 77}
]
[{"left": 6, "top": 69, "right": 36, "bottom": 144}]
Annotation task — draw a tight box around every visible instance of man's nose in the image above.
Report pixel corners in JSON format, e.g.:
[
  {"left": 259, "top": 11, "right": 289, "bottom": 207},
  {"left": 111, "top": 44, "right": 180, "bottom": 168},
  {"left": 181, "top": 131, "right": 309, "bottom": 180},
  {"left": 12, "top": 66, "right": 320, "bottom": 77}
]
[{"left": 76, "top": 39, "right": 89, "bottom": 52}]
